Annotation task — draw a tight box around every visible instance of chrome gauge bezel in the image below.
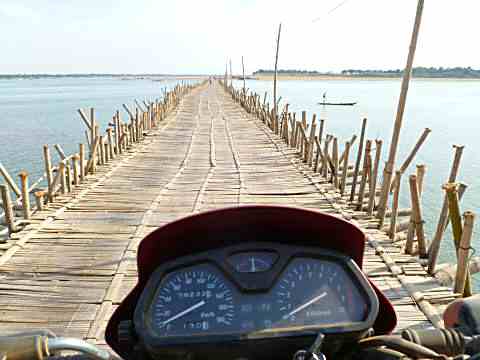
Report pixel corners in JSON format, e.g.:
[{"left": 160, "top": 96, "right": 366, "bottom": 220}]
[{"left": 134, "top": 242, "right": 379, "bottom": 349}]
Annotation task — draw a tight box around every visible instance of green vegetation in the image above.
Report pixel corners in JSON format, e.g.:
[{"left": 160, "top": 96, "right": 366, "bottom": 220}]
[{"left": 254, "top": 67, "right": 480, "bottom": 79}]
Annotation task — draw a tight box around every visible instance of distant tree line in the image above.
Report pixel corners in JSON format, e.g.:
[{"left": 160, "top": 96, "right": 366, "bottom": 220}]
[
  {"left": 254, "top": 67, "right": 480, "bottom": 78},
  {"left": 0, "top": 74, "right": 170, "bottom": 80}
]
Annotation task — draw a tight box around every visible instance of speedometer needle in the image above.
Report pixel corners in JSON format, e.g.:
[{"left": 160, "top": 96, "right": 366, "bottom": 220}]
[
  {"left": 282, "top": 292, "right": 327, "bottom": 320},
  {"left": 160, "top": 300, "right": 206, "bottom": 326}
]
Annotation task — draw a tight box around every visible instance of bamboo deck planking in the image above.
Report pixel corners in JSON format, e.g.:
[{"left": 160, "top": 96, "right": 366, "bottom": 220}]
[{"left": 0, "top": 83, "right": 457, "bottom": 348}]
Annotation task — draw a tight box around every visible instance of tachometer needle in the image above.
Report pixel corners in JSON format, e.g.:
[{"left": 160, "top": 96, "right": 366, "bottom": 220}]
[
  {"left": 283, "top": 292, "right": 327, "bottom": 320},
  {"left": 160, "top": 300, "right": 206, "bottom": 326}
]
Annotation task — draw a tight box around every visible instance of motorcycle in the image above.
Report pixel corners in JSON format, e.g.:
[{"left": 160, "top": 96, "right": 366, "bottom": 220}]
[{"left": 1, "top": 206, "right": 480, "bottom": 360}]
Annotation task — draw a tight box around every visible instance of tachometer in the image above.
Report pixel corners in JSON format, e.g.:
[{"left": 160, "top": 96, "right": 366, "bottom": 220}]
[
  {"left": 150, "top": 264, "right": 236, "bottom": 336},
  {"left": 274, "top": 258, "right": 366, "bottom": 327}
]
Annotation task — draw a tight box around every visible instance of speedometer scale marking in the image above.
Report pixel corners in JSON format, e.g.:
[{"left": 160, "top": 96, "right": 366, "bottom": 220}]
[
  {"left": 151, "top": 265, "right": 236, "bottom": 336},
  {"left": 274, "top": 258, "right": 364, "bottom": 327}
]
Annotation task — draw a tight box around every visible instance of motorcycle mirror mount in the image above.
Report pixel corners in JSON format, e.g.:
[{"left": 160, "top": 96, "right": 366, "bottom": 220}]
[{"left": 292, "top": 332, "right": 326, "bottom": 360}]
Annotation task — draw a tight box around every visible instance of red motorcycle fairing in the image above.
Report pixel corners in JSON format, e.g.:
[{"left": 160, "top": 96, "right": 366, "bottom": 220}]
[{"left": 106, "top": 205, "right": 397, "bottom": 357}]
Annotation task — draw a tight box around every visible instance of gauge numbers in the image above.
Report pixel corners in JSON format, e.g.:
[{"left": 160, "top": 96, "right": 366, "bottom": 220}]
[
  {"left": 275, "top": 258, "right": 364, "bottom": 327},
  {"left": 151, "top": 265, "right": 235, "bottom": 336}
]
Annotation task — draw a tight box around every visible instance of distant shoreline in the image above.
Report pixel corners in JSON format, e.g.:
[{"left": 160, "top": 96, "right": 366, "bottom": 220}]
[
  {"left": 253, "top": 74, "right": 480, "bottom": 81},
  {"left": 0, "top": 74, "right": 209, "bottom": 80}
]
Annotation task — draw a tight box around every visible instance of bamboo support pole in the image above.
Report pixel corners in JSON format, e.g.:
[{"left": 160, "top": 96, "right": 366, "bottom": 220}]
[
  {"left": 340, "top": 141, "right": 351, "bottom": 195},
  {"left": 115, "top": 111, "right": 121, "bottom": 154},
  {"left": 340, "top": 135, "right": 357, "bottom": 165},
  {"left": 349, "top": 118, "right": 367, "bottom": 201},
  {"left": 405, "top": 165, "right": 426, "bottom": 254},
  {"left": 357, "top": 140, "right": 372, "bottom": 209},
  {"left": 34, "top": 191, "right": 45, "bottom": 211},
  {"left": 444, "top": 183, "right": 472, "bottom": 297},
  {"left": 241, "top": 56, "right": 246, "bottom": 92},
  {"left": 43, "top": 145, "right": 54, "bottom": 202},
  {"left": 59, "top": 162, "right": 67, "bottom": 195},
  {"left": 89, "top": 108, "right": 96, "bottom": 158},
  {"left": 389, "top": 170, "right": 402, "bottom": 239},
  {"left": 273, "top": 23, "right": 282, "bottom": 135},
  {"left": 77, "top": 109, "right": 92, "bottom": 130},
  {"left": 314, "top": 137, "right": 323, "bottom": 173},
  {"left": 390, "top": 128, "right": 431, "bottom": 192},
  {"left": 65, "top": 160, "right": 72, "bottom": 193},
  {"left": 322, "top": 136, "right": 332, "bottom": 178},
  {"left": 377, "top": 0, "right": 425, "bottom": 226},
  {"left": 18, "top": 171, "right": 30, "bottom": 220},
  {"left": 0, "top": 163, "right": 21, "bottom": 198},
  {"left": 307, "top": 116, "right": 317, "bottom": 166},
  {"left": 332, "top": 138, "right": 339, "bottom": 188},
  {"left": 99, "top": 136, "right": 105, "bottom": 165},
  {"left": 79, "top": 144, "right": 85, "bottom": 181},
  {"left": 455, "top": 211, "right": 475, "bottom": 296},
  {"left": 428, "top": 145, "right": 464, "bottom": 274},
  {"left": 408, "top": 174, "right": 427, "bottom": 257},
  {"left": 367, "top": 139, "right": 383, "bottom": 215},
  {"left": 0, "top": 184, "right": 16, "bottom": 233},
  {"left": 72, "top": 155, "right": 79, "bottom": 185}
]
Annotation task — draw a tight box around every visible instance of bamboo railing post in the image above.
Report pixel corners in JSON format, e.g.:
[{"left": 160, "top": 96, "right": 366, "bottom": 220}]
[
  {"left": 65, "top": 160, "right": 72, "bottom": 193},
  {"left": 357, "top": 140, "right": 372, "bottom": 209},
  {"left": 241, "top": 56, "right": 246, "bottom": 93},
  {"left": 99, "top": 136, "right": 105, "bottom": 165},
  {"left": 408, "top": 174, "right": 427, "bottom": 256},
  {"left": 455, "top": 211, "right": 475, "bottom": 296},
  {"left": 428, "top": 145, "right": 464, "bottom": 274},
  {"left": 322, "top": 136, "right": 332, "bottom": 178},
  {"left": 18, "top": 171, "right": 30, "bottom": 220},
  {"left": 377, "top": 0, "right": 425, "bottom": 226},
  {"left": 405, "top": 165, "right": 426, "bottom": 254},
  {"left": 0, "top": 184, "right": 16, "bottom": 233},
  {"left": 367, "top": 139, "right": 383, "bottom": 215},
  {"left": 444, "top": 183, "right": 472, "bottom": 297},
  {"left": 340, "top": 141, "right": 351, "bottom": 195},
  {"left": 115, "top": 111, "right": 121, "bottom": 154},
  {"left": 389, "top": 170, "right": 402, "bottom": 239},
  {"left": 307, "top": 116, "right": 317, "bottom": 165},
  {"left": 332, "top": 138, "right": 339, "bottom": 188},
  {"left": 72, "top": 155, "right": 79, "bottom": 185},
  {"left": 43, "top": 145, "right": 54, "bottom": 202},
  {"left": 350, "top": 118, "right": 367, "bottom": 202},
  {"left": 79, "top": 144, "right": 85, "bottom": 181},
  {"left": 89, "top": 108, "right": 96, "bottom": 158},
  {"left": 34, "top": 191, "right": 45, "bottom": 211},
  {"left": 59, "top": 162, "right": 67, "bottom": 195}
]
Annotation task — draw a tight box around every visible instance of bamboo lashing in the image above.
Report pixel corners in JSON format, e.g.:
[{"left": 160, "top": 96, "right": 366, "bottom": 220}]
[{"left": 428, "top": 145, "right": 464, "bottom": 274}]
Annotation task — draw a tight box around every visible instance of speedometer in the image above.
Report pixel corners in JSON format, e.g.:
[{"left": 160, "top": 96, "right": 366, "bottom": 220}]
[
  {"left": 274, "top": 258, "right": 366, "bottom": 327},
  {"left": 149, "top": 264, "right": 236, "bottom": 336}
]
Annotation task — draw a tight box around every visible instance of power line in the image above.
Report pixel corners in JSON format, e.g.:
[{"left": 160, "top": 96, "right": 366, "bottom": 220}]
[{"left": 312, "top": 0, "right": 351, "bottom": 23}]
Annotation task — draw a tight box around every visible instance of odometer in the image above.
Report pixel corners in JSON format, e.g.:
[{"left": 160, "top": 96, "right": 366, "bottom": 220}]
[{"left": 149, "top": 264, "right": 236, "bottom": 336}]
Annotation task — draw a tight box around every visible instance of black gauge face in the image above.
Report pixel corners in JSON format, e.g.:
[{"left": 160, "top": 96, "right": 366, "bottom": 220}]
[
  {"left": 149, "top": 264, "right": 236, "bottom": 336},
  {"left": 274, "top": 258, "right": 366, "bottom": 327},
  {"left": 227, "top": 251, "right": 278, "bottom": 273}
]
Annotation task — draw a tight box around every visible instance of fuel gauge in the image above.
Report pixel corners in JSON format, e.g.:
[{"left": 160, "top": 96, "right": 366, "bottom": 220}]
[{"left": 227, "top": 251, "right": 278, "bottom": 273}]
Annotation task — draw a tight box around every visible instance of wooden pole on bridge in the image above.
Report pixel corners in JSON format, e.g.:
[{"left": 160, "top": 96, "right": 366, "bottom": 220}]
[
  {"left": 377, "top": 0, "right": 425, "bottom": 226},
  {"left": 273, "top": 23, "right": 282, "bottom": 135}
]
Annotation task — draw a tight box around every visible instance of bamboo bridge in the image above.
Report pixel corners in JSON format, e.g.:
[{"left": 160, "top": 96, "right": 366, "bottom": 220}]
[{"left": 0, "top": 81, "right": 467, "bottom": 350}]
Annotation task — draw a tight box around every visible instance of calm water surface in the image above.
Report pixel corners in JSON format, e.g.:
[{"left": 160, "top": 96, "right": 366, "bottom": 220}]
[
  {"left": 236, "top": 78, "right": 480, "bottom": 283},
  {"left": 1, "top": 77, "right": 479, "bottom": 286}
]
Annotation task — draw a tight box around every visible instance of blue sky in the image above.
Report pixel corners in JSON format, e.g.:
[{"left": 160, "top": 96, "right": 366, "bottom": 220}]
[{"left": 1, "top": 0, "right": 479, "bottom": 74}]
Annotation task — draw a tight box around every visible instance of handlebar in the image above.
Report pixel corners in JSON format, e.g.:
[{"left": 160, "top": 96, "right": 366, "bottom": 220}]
[{"left": 0, "top": 333, "right": 111, "bottom": 360}]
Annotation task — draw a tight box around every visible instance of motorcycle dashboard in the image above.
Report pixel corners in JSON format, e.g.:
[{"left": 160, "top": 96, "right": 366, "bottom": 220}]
[{"left": 134, "top": 242, "right": 379, "bottom": 357}]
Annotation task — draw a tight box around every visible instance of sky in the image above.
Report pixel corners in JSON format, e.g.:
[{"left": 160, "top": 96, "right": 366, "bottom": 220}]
[{"left": 0, "top": 0, "right": 479, "bottom": 74}]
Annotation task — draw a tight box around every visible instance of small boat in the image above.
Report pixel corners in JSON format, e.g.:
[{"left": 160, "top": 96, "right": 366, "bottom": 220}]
[{"left": 318, "top": 101, "right": 357, "bottom": 106}]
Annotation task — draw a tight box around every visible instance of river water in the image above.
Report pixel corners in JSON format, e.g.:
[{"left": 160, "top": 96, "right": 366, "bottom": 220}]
[
  {"left": 0, "top": 77, "right": 479, "bottom": 286},
  {"left": 235, "top": 78, "right": 480, "bottom": 284}
]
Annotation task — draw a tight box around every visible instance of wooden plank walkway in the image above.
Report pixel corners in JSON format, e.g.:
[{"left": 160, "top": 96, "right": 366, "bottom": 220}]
[{"left": 0, "top": 82, "right": 456, "bottom": 347}]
